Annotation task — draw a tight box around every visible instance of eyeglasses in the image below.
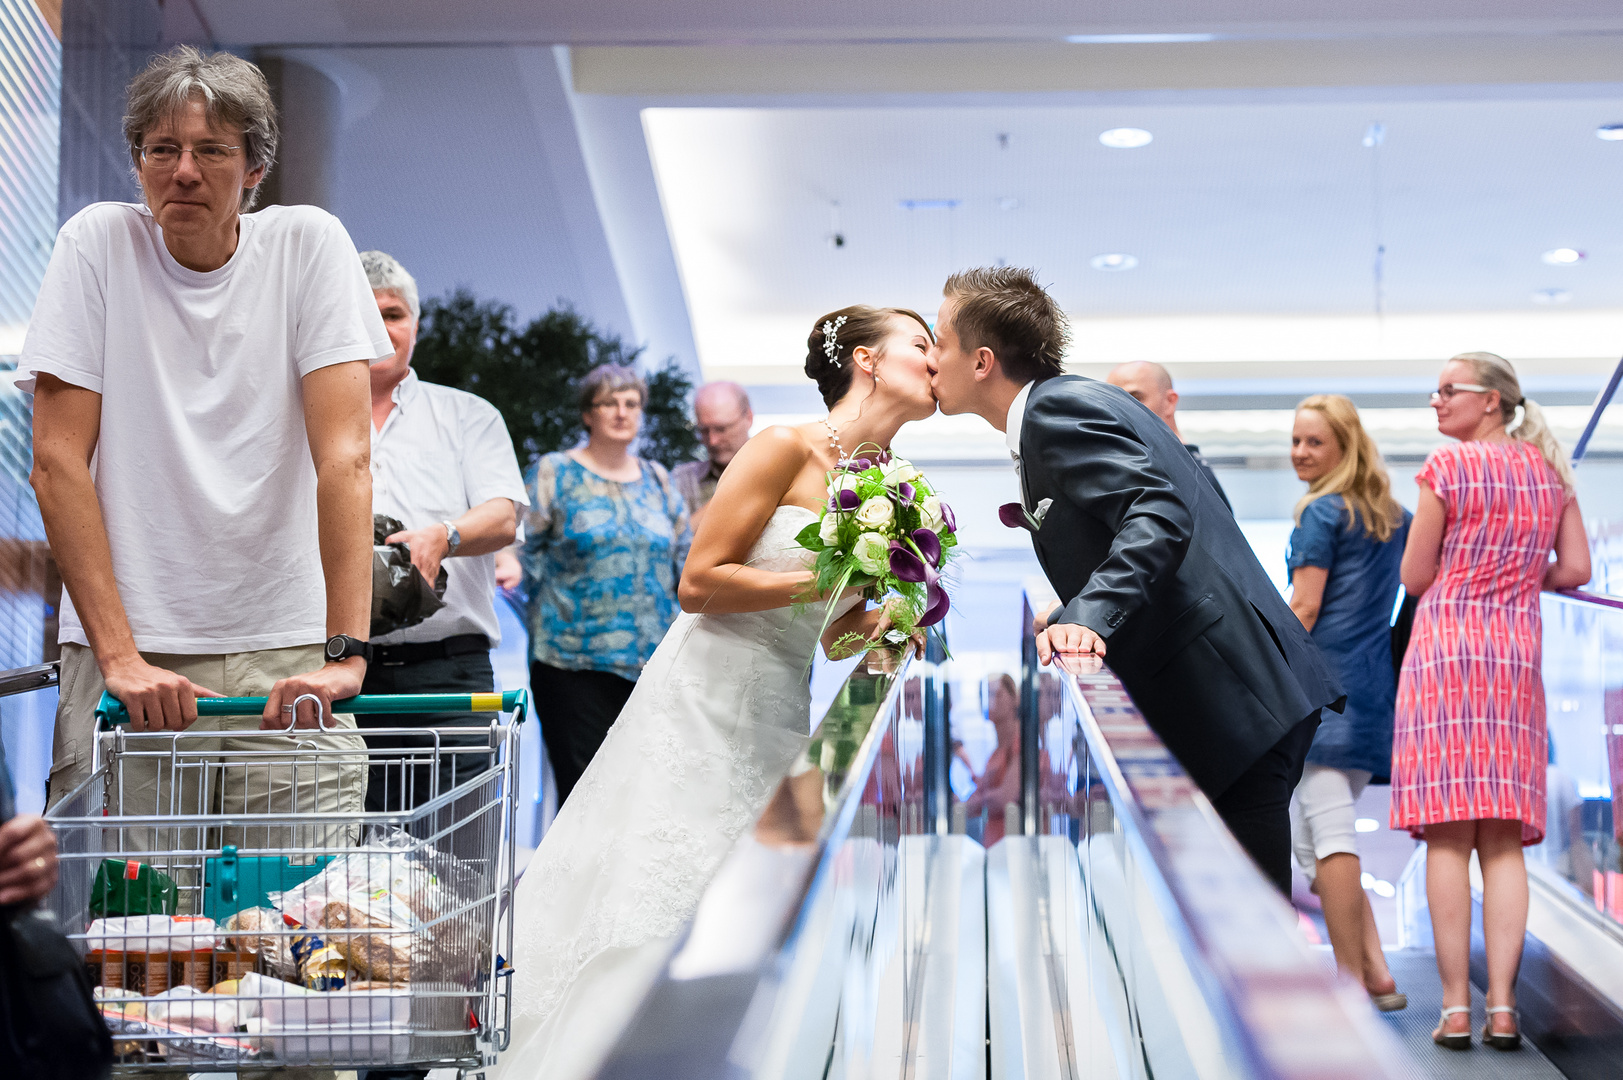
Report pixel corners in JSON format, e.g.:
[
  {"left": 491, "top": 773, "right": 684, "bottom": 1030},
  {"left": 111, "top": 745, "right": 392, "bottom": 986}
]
[
  {"left": 695, "top": 414, "right": 748, "bottom": 438},
  {"left": 137, "top": 143, "right": 242, "bottom": 170},
  {"left": 1430, "top": 382, "right": 1490, "bottom": 402},
  {"left": 591, "top": 398, "right": 643, "bottom": 413}
]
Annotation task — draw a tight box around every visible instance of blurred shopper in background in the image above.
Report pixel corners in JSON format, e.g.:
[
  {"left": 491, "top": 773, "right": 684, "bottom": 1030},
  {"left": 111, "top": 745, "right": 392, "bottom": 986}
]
[
  {"left": 671, "top": 381, "right": 753, "bottom": 529},
  {"left": 22, "top": 49, "right": 380, "bottom": 846},
  {"left": 521, "top": 364, "right": 691, "bottom": 805},
  {"left": 1285, "top": 394, "right": 1411, "bottom": 1011},
  {"left": 1393, "top": 352, "right": 1591, "bottom": 1050},
  {"left": 1106, "top": 360, "right": 1232, "bottom": 512},
  {"left": 358, "top": 251, "right": 528, "bottom": 831}
]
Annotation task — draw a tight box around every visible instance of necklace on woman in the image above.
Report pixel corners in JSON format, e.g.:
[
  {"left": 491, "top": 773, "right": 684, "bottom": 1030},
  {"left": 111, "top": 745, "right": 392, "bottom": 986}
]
[{"left": 821, "top": 418, "right": 849, "bottom": 461}]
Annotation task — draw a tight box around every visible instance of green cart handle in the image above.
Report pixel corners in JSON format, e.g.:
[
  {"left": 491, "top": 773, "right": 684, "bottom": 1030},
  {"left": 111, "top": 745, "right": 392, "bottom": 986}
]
[{"left": 95, "top": 688, "right": 528, "bottom": 728}]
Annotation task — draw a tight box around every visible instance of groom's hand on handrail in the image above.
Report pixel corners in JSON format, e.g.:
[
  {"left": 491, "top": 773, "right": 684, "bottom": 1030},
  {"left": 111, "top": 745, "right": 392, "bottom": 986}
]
[{"left": 1036, "top": 622, "right": 1106, "bottom": 664}]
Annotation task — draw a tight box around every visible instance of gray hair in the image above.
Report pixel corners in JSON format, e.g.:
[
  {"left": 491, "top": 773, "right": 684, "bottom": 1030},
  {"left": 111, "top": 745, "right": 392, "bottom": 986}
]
[
  {"left": 578, "top": 363, "right": 647, "bottom": 416},
  {"left": 360, "top": 250, "right": 420, "bottom": 321},
  {"left": 124, "top": 46, "right": 279, "bottom": 211}
]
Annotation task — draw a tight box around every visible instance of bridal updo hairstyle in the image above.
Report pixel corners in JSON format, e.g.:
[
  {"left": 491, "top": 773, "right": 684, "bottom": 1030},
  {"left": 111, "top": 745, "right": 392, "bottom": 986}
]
[
  {"left": 805, "top": 305, "right": 934, "bottom": 407},
  {"left": 942, "top": 267, "right": 1069, "bottom": 383}
]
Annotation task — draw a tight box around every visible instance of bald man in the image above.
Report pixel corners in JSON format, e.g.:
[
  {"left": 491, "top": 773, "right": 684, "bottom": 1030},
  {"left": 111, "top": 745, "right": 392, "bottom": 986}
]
[
  {"left": 1106, "top": 361, "right": 1232, "bottom": 513},
  {"left": 671, "top": 381, "right": 753, "bottom": 526}
]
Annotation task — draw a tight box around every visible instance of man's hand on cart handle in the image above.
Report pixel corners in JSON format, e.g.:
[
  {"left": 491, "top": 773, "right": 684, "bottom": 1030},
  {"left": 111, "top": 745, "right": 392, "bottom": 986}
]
[
  {"left": 102, "top": 654, "right": 222, "bottom": 732},
  {"left": 262, "top": 655, "right": 366, "bottom": 729},
  {"left": 0, "top": 814, "right": 58, "bottom": 905}
]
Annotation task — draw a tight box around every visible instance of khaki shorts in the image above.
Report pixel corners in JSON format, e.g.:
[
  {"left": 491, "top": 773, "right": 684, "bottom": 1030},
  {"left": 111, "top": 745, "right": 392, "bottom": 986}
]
[{"left": 52, "top": 641, "right": 366, "bottom": 854}]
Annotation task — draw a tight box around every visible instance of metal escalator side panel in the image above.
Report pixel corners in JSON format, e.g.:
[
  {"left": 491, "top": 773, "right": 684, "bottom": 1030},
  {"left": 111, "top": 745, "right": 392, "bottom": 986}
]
[
  {"left": 987, "top": 837, "right": 1064, "bottom": 1080},
  {"left": 909, "top": 835, "right": 986, "bottom": 1080}
]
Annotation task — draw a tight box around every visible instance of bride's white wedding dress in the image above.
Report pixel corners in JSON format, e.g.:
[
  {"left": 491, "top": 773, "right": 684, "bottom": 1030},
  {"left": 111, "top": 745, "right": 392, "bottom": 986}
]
[{"left": 496, "top": 505, "right": 856, "bottom": 1079}]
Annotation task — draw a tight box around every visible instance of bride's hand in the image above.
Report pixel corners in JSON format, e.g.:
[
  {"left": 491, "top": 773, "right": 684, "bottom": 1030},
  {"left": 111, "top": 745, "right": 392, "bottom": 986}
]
[{"left": 871, "top": 599, "right": 927, "bottom": 659}]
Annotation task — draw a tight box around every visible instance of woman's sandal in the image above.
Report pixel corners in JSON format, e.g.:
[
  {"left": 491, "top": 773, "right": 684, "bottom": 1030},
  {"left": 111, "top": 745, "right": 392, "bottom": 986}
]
[
  {"left": 1369, "top": 990, "right": 1408, "bottom": 1012},
  {"left": 1432, "top": 1006, "right": 1472, "bottom": 1050},
  {"left": 1482, "top": 1006, "right": 1522, "bottom": 1051}
]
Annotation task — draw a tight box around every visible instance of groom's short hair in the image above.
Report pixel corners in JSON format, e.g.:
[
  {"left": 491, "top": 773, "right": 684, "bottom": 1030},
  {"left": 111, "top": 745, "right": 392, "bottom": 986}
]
[{"left": 942, "top": 267, "right": 1069, "bottom": 383}]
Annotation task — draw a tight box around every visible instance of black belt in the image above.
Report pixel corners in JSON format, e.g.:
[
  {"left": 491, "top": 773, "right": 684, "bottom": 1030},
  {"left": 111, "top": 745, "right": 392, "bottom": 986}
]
[{"left": 371, "top": 634, "right": 490, "bottom": 667}]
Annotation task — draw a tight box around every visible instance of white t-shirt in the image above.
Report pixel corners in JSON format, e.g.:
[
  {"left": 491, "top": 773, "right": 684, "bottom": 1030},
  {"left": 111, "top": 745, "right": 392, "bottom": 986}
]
[
  {"left": 370, "top": 371, "right": 529, "bottom": 647},
  {"left": 18, "top": 201, "right": 392, "bottom": 654}
]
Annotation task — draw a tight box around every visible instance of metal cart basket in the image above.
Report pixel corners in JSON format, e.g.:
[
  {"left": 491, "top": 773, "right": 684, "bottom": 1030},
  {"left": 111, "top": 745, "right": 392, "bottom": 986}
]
[{"left": 43, "top": 689, "right": 527, "bottom": 1077}]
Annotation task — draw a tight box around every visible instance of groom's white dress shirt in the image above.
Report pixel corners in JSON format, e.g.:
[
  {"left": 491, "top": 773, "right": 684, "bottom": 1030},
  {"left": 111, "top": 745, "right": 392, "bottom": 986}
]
[{"left": 1005, "top": 380, "right": 1035, "bottom": 462}]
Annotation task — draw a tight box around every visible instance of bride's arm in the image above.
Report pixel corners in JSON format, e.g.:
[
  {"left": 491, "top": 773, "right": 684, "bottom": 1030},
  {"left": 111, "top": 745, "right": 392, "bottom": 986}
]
[{"left": 678, "top": 426, "right": 820, "bottom": 615}]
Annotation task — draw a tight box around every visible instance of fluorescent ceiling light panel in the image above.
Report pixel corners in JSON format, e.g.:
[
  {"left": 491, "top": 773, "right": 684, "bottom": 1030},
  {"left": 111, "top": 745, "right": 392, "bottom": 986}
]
[
  {"left": 1596, "top": 124, "right": 1623, "bottom": 141},
  {"left": 1099, "top": 127, "right": 1153, "bottom": 149},
  {"left": 1090, "top": 253, "right": 1138, "bottom": 271}
]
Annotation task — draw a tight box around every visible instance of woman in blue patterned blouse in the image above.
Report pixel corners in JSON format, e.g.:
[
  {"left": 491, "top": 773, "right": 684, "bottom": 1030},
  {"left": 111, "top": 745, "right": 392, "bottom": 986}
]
[{"left": 522, "top": 363, "right": 691, "bottom": 805}]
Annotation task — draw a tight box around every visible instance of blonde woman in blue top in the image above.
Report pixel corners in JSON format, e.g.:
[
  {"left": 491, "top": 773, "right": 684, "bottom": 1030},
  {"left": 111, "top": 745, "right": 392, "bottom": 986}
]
[
  {"left": 1287, "top": 394, "right": 1412, "bottom": 1010},
  {"left": 522, "top": 363, "right": 691, "bottom": 805}
]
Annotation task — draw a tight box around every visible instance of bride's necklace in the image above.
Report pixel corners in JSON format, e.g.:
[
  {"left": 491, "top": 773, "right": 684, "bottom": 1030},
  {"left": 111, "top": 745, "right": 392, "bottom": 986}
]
[
  {"left": 821, "top": 416, "right": 891, "bottom": 462},
  {"left": 820, "top": 417, "right": 849, "bottom": 461}
]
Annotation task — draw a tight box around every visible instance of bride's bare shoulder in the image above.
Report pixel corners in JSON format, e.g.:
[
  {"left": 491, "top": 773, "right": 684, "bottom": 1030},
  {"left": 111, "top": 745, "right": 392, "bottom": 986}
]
[{"left": 737, "top": 423, "right": 817, "bottom": 468}]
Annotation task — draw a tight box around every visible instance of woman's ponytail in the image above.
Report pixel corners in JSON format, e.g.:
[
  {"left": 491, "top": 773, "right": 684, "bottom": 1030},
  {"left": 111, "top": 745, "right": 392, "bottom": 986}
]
[
  {"left": 1511, "top": 396, "right": 1575, "bottom": 491},
  {"left": 1451, "top": 351, "right": 1575, "bottom": 492}
]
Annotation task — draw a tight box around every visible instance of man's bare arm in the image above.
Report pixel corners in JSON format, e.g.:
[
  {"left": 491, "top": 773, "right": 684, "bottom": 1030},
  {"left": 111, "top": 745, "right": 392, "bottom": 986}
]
[
  {"left": 385, "top": 496, "right": 517, "bottom": 588},
  {"left": 262, "top": 360, "right": 373, "bottom": 728},
  {"left": 30, "top": 374, "right": 217, "bottom": 730}
]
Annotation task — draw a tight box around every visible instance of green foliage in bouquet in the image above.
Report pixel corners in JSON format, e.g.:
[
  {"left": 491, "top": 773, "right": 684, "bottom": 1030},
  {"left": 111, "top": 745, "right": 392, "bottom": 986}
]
[{"left": 793, "top": 450, "right": 960, "bottom": 659}]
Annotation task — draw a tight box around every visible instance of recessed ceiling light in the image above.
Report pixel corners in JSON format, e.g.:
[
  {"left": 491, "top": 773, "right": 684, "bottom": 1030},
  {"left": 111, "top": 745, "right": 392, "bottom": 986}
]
[
  {"left": 1090, "top": 253, "right": 1138, "bottom": 272},
  {"left": 1099, "top": 127, "right": 1153, "bottom": 149},
  {"left": 1066, "top": 33, "right": 1217, "bottom": 44},
  {"left": 898, "top": 198, "right": 961, "bottom": 210},
  {"left": 1541, "top": 247, "right": 1586, "bottom": 265},
  {"left": 1531, "top": 288, "right": 1572, "bottom": 304},
  {"left": 1596, "top": 124, "right": 1623, "bottom": 141}
]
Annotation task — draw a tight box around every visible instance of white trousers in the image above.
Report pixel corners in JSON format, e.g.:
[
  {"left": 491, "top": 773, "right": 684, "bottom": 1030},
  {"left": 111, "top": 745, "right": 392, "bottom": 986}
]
[{"left": 1290, "top": 764, "right": 1373, "bottom": 881}]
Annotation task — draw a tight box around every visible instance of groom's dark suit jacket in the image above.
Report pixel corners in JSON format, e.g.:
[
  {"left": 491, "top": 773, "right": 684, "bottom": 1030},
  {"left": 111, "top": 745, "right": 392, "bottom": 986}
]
[{"left": 1020, "top": 376, "right": 1344, "bottom": 797}]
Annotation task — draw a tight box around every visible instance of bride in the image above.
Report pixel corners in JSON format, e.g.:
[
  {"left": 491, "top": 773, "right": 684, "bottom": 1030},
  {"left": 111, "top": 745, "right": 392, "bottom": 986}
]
[{"left": 495, "top": 305, "right": 940, "bottom": 1079}]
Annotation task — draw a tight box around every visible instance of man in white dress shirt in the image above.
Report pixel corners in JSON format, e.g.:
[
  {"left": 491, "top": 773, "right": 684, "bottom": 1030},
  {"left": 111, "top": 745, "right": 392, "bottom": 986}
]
[{"left": 358, "top": 251, "right": 528, "bottom": 816}]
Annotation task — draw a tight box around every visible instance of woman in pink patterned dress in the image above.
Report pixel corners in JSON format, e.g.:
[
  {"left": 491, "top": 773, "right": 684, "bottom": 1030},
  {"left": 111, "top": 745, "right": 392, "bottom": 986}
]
[{"left": 1393, "top": 352, "right": 1591, "bottom": 1051}]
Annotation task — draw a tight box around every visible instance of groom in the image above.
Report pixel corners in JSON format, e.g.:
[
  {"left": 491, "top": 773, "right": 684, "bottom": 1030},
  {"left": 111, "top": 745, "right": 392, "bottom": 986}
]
[{"left": 926, "top": 267, "right": 1344, "bottom": 894}]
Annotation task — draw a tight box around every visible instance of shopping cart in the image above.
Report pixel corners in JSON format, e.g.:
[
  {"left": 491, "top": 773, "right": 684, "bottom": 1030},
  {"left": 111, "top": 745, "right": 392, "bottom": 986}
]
[{"left": 42, "top": 688, "right": 528, "bottom": 1077}]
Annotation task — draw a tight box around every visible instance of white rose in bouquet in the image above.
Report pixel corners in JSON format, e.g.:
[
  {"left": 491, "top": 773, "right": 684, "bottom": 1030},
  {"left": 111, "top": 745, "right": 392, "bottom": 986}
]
[
  {"left": 818, "top": 512, "right": 841, "bottom": 546},
  {"left": 881, "top": 458, "right": 921, "bottom": 486},
  {"left": 919, "top": 495, "right": 944, "bottom": 531},
  {"left": 834, "top": 473, "right": 861, "bottom": 496},
  {"left": 855, "top": 496, "right": 895, "bottom": 530},
  {"left": 851, "top": 532, "right": 890, "bottom": 575}
]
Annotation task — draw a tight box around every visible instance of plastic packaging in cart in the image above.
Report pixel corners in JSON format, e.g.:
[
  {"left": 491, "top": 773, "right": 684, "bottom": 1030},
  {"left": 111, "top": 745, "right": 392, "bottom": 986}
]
[
  {"left": 144, "top": 986, "right": 244, "bottom": 1033},
  {"left": 84, "top": 915, "right": 220, "bottom": 953},
  {"left": 220, "top": 906, "right": 297, "bottom": 980}
]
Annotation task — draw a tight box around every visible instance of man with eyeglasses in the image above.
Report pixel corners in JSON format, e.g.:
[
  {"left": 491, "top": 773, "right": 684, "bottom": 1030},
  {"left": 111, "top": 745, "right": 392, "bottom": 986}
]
[
  {"left": 670, "top": 381, "right": 754, "bottom": 527},
  {"left": 20, "top": 47, "right": 384, "bottom": 912}
]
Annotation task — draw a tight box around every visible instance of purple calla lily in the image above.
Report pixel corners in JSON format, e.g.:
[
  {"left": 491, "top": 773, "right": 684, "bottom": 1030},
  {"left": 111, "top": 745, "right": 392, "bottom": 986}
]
[
  {"left": 896, "top": 481, "right": 915, "bottom": 505},
  {"left": 918, "top": 581, "right": 950, "bottom": 626},
  {"left": 940, "top": 501, "right": 956, "bottom": 534},
  {"left": 835, "top": 488, "right": 861, "bottom": 512},
  {"left": 912, "top": 528, "right": 941, "bottom": 567},
  {"left": 998, "top": 502, "right": 1033, "bottom": 531},
  {"left": 889, "top": 543, "right": 928, "bottom": 583},
  {"left": 852, "top": 457, "right": 872, "bottom": 471}
]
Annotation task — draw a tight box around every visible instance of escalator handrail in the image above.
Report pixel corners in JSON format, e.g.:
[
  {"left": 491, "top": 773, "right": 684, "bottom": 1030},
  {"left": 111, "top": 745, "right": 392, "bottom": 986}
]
[
  {"left": 1024, "top": 590, "right": 1411, "bottom": 1080},
  {"left": 1551, "top": 586, "right": 1623, "bottom": 610},
  {"left": 0, "top": 660, "right": 58, "bottom": 698},
  {"left": 1570, "top": 352, "right": 1622, "bottom": 465}
]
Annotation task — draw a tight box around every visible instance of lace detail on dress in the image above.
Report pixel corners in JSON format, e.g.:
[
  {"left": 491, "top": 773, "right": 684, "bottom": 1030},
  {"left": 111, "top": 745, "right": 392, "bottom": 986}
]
[{"left": 504, "top": 506, "right": 857, "bottom": 1048}]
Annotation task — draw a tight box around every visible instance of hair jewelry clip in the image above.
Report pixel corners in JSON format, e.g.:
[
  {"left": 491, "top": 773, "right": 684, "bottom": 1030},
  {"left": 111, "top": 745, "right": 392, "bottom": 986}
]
[
  {"left": 1507, "top": 403, "right": 1526, "bottom": 433},
  {"left": 822, "top": 316, "right": 847, "bottom": 366}
]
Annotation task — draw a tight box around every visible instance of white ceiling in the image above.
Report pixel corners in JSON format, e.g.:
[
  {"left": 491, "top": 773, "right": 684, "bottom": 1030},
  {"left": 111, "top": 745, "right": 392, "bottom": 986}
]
[{"left": 645, "top": 94, "right": 1623, "bottom": 378}]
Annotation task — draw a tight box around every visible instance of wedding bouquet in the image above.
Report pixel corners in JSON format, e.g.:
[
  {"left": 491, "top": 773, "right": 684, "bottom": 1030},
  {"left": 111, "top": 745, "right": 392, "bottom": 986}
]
[{"left": 794, "top": 450, "right": 959, "bottom": 657}]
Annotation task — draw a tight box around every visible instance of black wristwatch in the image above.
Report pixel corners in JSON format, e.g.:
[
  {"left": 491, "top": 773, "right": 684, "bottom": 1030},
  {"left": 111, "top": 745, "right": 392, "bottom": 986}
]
[{"left": 325, "top": 634, "right": 373, "bottom": 664}]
